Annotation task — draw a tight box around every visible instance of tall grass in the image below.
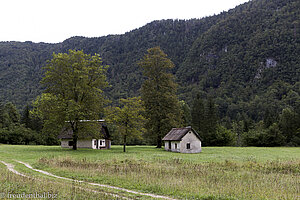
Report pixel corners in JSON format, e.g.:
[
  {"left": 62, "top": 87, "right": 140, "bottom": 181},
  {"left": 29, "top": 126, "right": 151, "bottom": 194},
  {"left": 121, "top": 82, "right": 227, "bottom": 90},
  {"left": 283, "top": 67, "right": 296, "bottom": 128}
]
[
  {"left": 0, "top": 145, "right": 299, "bottom": 199},
  {"left": 0, "top": 165, "right": 124, "bottom": 200},
  {"left": 37, "top": 155, "right": 300, "bottom": 200}
]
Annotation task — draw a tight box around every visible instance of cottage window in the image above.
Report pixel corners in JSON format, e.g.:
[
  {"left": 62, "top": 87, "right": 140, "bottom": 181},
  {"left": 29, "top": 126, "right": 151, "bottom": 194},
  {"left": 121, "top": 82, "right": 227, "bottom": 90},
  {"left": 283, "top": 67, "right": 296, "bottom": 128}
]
[
  {"left": 100, "top": 140, "right": 103, "bottom": 146},
  {"left": 94, "top": 140, "right": 97, "bottom": 146},
  {"left": 186, "top": 143, "right": 190, "bottom": 149},
  {"left": 68, "top": 141, "right": 73, "bottom": 146},
  {"left": 175, "top": 143, "right": 177, "bottom": 149}
]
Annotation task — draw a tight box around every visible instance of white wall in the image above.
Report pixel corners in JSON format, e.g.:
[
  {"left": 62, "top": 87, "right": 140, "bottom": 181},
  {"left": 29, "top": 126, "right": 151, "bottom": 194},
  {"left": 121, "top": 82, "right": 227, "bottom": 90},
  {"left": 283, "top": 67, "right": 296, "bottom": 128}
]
[
  {"left": 164, "top": 141, "right": 169, "bottom": 151},
  {"left": 180, "top": 131, "right": 201, "bottom": 153},
  {"left": 164, "top": 141, "right": 180, "bottom": 152},
  {"left": 60, "top": 140, "right": 70, "bottom": 148},
  {"left": 78, "top": 139, "right": 94, "bottom": 149},
  {"left": 60, "top": 139, "right": 110, "bottom": 149},
  {"left": 99, "top": 139, "right": 106, "bottom": 148}
]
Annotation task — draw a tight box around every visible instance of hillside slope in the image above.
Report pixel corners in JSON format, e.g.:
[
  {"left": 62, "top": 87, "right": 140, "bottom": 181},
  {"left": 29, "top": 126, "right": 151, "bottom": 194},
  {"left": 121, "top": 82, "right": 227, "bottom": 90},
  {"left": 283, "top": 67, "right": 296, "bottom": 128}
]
[
  {"left": 177, "top": 0, "right": 300, "bottom": 121},
  {"left": 0, "top": 0, "right": 299, "bottom": 124}
]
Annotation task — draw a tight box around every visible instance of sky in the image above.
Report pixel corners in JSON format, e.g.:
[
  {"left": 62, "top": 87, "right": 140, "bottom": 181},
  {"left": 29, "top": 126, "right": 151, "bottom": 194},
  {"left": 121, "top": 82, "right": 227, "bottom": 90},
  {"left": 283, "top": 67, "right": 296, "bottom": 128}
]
[{"left": 0, "top": 0, "right": 249, "bottom": 43}]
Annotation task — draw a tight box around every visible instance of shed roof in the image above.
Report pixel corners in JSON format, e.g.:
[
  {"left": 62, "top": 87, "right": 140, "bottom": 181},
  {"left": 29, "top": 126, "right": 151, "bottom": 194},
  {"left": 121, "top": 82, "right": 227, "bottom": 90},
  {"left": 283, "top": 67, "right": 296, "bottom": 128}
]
[
  {"left": 58, "top": 124, "right": 110, "bottom": 140},
  {"left": 162, "top": 127, "right": 201, "bottom": 141}
]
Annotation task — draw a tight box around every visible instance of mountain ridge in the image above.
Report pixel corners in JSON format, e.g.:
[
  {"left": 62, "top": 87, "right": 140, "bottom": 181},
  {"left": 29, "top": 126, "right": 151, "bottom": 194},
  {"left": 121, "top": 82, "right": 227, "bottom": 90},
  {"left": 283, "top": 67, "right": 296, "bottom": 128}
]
[{"left": 0, "top": 0, "right": 299, "bottom": 125}]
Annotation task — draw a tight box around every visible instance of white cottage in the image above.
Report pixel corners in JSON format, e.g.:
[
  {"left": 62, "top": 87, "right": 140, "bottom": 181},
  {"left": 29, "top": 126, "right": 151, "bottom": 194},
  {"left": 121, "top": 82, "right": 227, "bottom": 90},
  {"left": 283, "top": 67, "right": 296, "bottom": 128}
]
[
  {"left": 162, "top": 127, "right": 202, "bottom": 153},
  {"left": 58, "top": 123, "right": 111, "bottom": 149}
]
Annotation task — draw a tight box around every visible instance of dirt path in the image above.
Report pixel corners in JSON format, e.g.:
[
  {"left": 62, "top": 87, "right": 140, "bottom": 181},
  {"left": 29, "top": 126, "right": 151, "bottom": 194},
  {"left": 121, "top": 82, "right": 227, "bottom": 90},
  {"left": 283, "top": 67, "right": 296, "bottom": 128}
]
[
  {"left": 2, "top": 160, "right": 177, "bottom": 200},
  {"left": 0, "top": 161, "right": 28, "bottom": 178},
  {"left": 0, "top": 160, "right": 129, "bottom": 199}
]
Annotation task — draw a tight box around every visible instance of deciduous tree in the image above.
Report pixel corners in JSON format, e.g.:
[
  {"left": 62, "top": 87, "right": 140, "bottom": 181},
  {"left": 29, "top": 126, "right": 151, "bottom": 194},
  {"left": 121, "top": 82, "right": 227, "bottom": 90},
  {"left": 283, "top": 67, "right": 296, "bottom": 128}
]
[
  {"left": 105, "top": 97, "right": 145, "bottom": 152},
  {"left": 33, "top": 50, "right": 108, "bottom": 150}
]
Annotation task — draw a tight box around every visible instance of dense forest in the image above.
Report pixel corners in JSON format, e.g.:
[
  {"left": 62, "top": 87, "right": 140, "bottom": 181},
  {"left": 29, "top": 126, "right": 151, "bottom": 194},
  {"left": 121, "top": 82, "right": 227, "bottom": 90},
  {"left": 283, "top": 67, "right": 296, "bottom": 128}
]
[{"left": 0, "top": 0, "right": 299, "bottom": 146}]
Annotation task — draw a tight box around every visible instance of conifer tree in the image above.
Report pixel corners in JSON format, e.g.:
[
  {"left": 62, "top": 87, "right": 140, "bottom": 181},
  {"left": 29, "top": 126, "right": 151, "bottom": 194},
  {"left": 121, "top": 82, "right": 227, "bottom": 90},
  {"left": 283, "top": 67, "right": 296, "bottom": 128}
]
[
  {"left": 4, "top": 102, "right": 20, "bottom": 125},
  {"left": 204, "top": 97, "right": 218, "bottom": 145},
  {"left": 139, "top": 47, "right": 182, "bottom": 148},
  {"left": 21, "top": 105, "right": 31, "bottom": 129},
  {"left": 191, "top": 94, "right": 205, "bottom": 137}
]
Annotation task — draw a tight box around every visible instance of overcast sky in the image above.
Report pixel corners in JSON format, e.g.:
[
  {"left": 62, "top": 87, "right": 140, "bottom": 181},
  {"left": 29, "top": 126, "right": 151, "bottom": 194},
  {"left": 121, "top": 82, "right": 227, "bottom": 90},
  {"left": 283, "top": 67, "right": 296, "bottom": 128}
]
[{"left": 0, "top": 0, "right": 249, "bottom": 43}]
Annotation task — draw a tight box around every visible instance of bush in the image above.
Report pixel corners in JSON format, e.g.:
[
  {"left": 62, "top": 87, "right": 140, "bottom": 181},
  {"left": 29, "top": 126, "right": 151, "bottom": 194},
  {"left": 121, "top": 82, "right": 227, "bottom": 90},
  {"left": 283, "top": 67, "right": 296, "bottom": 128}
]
[{"left": 209, "top": 125, "right": 236, "bottom": 146}]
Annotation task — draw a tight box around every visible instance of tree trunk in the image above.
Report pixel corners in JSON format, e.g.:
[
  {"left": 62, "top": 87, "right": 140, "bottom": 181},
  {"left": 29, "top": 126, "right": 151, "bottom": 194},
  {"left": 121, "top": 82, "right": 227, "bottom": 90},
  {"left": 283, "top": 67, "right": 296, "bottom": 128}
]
[
  {"left": 72, "top": 125, "right": 78, "bottom": 150},
  {"left": 123, "top": 135, "right": 126, "bottom": 152},
  {"left": 156, "top": 123, "right": 162, "bottom": 148},
  {"left": 156, "top": 134, "right": 162, "bottom": 148}
]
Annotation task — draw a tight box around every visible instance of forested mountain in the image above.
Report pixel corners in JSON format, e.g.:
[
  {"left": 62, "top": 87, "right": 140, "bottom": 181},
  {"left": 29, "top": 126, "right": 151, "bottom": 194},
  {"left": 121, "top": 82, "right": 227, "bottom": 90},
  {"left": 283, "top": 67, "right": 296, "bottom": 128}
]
[{"left": 0, "top": 0, "right": 299, "bottom": 129}]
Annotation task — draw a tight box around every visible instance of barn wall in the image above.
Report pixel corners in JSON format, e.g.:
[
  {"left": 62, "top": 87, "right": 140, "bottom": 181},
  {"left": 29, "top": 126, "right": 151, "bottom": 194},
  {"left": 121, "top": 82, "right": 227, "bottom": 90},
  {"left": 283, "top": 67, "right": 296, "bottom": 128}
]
[{"left": 180, "top": 131, "right": 201, "bottom": 153}]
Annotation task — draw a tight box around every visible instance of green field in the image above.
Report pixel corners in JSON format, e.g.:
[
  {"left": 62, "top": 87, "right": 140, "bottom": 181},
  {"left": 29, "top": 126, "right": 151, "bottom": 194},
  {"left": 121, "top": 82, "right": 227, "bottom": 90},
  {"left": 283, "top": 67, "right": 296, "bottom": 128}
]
[{"left": 0, "top": 145, "right": 299, "bottom": 199}]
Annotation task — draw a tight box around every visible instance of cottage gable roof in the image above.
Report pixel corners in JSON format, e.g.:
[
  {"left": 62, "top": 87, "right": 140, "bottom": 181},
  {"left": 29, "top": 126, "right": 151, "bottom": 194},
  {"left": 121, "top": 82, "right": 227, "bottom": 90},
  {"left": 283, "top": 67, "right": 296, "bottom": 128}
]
[
  {"left": 58, "top": 124, "right": 110, "bottom": 140},
  {"left": 162, "top": 127, "right": 201, "bottom": 141}
]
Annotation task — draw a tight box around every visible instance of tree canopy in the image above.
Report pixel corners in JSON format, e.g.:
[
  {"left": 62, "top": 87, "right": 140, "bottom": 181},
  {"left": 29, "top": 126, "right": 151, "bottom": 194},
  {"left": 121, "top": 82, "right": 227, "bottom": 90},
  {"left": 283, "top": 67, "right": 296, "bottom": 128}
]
[
  {"left": 139, "top": 47, "right": 182, "bottom": 148},
  {"left": 105, "top": 97, "right": 145, "bottom": 152},
  {"left": 33, "top": 50, "right": 109, "bottom": 149}
]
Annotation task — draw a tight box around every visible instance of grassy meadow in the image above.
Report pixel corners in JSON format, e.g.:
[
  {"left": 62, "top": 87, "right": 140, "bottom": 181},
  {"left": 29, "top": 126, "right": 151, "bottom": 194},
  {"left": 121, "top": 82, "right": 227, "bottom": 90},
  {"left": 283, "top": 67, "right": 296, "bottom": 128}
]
[{"left": 0, "top": 144, "right": 299, "bottom": 199}]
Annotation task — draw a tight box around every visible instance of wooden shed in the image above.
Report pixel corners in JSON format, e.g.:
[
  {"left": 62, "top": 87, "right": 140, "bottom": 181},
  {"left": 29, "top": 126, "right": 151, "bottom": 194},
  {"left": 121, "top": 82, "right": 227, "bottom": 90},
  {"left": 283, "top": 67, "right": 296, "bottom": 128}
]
[{"left": 162, "top": 126, "right": 202, "bottom": 153}]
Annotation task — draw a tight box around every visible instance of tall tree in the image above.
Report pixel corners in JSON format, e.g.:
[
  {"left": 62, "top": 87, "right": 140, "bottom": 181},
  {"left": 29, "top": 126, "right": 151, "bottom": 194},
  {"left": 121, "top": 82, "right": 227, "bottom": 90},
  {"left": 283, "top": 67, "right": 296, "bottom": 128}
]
[
  {"left": 279, "top": 108, "right": 299, "bottom": 146},
  {"left": 105, "top": 97, "right": 145, "bottom": 152},
  {"left": 0, "top": 103, "right": 10, "bottom": 129},
  {"left": 4, "top": 102, "right": 20, "bottom": 126},
  {"left": 180, "top": 100, "right": 192, "bottom": 126},
  {"left": 139, "top": 47, "right": 182, "bottom": 148},
  {"left": 21, "top": 105, "right": 31, "bottom": 128},
  {"left": 204, "top": 97, "right": 218, "bottom": 145},
  {"left": 191, "top": 94, "right": 205, "bottom": 137},
  {"left": 33, "top": 50, "right": 108, "bottom": 150}
]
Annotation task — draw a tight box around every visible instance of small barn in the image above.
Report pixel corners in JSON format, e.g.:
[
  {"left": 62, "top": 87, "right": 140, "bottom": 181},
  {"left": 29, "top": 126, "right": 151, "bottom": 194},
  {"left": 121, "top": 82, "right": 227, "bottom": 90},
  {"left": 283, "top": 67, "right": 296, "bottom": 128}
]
[
  {"left": 162, "top": 126, "right": 202, "bottom": 153},
  {"left": 58, "top": 121, "right": 111, "bottom": 149}
]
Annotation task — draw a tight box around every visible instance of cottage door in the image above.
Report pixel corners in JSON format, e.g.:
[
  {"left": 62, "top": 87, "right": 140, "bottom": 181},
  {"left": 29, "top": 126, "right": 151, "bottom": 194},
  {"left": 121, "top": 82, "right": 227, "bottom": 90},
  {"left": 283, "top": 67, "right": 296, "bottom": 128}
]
[
  {"left": 96, "top": 140, "right": 99, "bottom": 149},
  {"left": 168, "top": 141, "right": 171, "bottom": 149}
]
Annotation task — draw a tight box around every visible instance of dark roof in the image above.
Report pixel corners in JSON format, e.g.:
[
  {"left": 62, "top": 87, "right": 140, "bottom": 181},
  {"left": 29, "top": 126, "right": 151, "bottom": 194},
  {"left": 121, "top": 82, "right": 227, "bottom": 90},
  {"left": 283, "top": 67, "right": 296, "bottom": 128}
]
[
  {"left": 58, "top": 128, "right": 73, "bottom": 139},
  {"left": 162, "top": 127, "right": 201, "bottom": 141},
  {"left": 58, "top": 124, "right": 110, "bottom": 140}
]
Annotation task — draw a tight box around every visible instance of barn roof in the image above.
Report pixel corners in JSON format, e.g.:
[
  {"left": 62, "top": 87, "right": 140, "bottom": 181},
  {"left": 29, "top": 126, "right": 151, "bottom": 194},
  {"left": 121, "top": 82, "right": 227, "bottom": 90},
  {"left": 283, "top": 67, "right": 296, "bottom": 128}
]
[
  {"left": 58, "top": 124, "right": 110, "bottom": 140},
  {"left": 162, "top": 127, "right": 201, "bottom": 141}
]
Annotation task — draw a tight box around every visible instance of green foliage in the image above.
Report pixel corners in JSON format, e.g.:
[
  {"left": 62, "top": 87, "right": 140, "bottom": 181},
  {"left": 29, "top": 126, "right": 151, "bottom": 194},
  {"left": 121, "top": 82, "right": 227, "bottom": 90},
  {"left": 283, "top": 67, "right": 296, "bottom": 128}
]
[
  {"left": 191, "top": 96, "right": 220, "bottom": 146},
  {"left": 191, "top": 94, "right": 205, "bottom": 136},
  {"left": 0, "top": 102, "right": 49, "bottom": 145},
  {"left": 105, "top": 97, "right": 145, "bottom": 152},
  {"left": 4, "top": 102, "right": 20, "bottom": 125},
  {"left": 0, "top": 103, "right": 11, "bottom": 129},
  {"left": 0, "top": 0, "right": 299, "bottom": 147},
  {"left": 242, "top": 121, "right": 286, "bottom": 147},
  {"left": 32, "top": 50, "right": 109, "bottom": 149},
  {"left": 279, "top": 107, "right": 300, "bottom": 146},
  {"left": 210, "top": 125, "right": 236, "bottom": 146},
  {"left": 179, "top": 100, "right": 192, "bottom": 126},
  {"left": 0, "top": 125, "right": 41, "bottom": 145},
  {"left": 139, "top": 47, "right": 182, "bottom": 147}
]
